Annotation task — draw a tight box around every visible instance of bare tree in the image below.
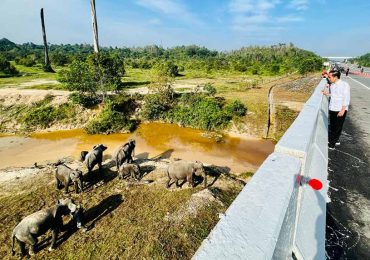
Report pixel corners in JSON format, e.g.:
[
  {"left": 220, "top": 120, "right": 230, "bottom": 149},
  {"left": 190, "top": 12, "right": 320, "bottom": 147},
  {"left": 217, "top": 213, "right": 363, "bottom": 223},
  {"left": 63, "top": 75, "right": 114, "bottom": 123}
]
[
  {"left": 90, "top": 0, "right": 99, "bottom": 53},
  {"left": 40, "top": 8, "right": 54, "bottom": 72}
]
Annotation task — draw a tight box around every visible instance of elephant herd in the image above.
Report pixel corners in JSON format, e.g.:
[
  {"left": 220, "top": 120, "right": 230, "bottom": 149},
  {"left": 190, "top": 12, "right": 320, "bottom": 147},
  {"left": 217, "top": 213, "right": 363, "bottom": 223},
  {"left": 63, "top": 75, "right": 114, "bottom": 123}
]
[{"left": 11, "top": 139, "right": 208, "bottom": 257}]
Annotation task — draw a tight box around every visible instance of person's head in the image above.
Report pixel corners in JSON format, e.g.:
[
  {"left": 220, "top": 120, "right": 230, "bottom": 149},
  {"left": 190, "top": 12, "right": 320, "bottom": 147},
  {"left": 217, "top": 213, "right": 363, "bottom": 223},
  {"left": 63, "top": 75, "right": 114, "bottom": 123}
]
[{"left": 329, "top": 70, "right": 341, "bottom": 83}]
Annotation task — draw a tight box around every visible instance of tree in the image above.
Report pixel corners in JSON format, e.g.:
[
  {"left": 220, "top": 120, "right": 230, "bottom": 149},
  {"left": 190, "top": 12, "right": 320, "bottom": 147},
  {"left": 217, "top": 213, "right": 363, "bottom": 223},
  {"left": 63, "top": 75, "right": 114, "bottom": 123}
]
[
  {"left": 90, "top": 0, "right": 99, "bottom": 53},
  {"left": 59, "top": 53, "right": 124, "bottom": 101},
  {"left": 40, "top": 8, "right": 54, "bottom": 72}
]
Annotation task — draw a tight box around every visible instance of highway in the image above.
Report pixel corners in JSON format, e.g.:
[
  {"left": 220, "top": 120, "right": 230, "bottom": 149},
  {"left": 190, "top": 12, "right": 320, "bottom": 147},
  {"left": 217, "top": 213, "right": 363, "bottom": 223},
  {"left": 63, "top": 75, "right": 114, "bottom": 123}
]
[{"left": 326, "top": 73, "right": 370, "bottom": 259}]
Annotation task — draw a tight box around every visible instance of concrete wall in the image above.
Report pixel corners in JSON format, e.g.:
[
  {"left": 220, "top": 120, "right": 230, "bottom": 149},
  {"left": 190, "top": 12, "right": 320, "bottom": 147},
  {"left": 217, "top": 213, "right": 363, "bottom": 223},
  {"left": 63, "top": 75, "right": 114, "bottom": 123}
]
[{"left": 193, "top": 79, "right": 328, "bottom": 260}]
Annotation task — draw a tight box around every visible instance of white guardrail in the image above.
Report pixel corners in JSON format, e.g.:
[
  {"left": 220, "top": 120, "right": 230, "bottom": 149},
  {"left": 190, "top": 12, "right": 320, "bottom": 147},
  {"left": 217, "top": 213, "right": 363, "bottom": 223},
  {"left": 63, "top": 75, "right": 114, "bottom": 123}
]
[{"left": 193, "top": 79, "right": 328, "bottom": 260}]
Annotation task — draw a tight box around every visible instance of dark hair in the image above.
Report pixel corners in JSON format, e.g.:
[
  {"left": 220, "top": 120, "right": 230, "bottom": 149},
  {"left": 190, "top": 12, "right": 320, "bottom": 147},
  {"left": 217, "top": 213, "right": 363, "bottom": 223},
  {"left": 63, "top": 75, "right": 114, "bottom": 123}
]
[{"left": 329, "top": 70, "right": 341, "bottom": 79}]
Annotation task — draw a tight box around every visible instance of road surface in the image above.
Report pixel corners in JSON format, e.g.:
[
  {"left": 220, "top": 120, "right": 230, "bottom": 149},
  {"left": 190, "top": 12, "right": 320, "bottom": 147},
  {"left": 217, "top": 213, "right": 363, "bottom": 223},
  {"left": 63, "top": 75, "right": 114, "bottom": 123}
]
[{"left": 326, "top": 74, "right": 370, "bottom": 259}]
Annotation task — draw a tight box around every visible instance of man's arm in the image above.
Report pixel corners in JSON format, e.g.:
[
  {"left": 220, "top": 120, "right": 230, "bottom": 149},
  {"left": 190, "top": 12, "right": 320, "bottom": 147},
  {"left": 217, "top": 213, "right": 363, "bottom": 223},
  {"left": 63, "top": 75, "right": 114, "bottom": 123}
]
[{"left": 338, "top": 82, "right": 350, "bottom": 117}]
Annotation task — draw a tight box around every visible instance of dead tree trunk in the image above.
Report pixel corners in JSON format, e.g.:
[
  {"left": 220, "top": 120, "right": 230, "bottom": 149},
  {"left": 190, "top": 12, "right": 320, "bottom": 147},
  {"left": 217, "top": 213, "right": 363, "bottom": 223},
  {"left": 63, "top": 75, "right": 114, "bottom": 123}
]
[
  {"left": 90, "top": 0, "right": 99, "bottom": 53},
  {"left": 265, "top": 85, "right": 275, "bottom": 139},
  {"left": 40, "top": 8, "right": 54, "bottom": 72}
]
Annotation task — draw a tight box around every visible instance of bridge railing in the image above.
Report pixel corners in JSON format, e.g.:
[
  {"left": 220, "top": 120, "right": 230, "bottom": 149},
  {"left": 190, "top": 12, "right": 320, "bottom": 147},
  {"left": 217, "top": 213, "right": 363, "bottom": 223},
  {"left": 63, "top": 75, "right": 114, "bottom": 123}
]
[{"left": 193, "top": 79, "right": 328, "bottom": 260}]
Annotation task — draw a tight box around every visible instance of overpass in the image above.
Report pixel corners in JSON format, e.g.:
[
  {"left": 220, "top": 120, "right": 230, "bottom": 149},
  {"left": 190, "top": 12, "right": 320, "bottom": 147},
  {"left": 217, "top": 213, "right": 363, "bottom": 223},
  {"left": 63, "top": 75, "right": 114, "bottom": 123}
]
[{"left": 194, "top": 79, "right": 330, "bottom": 259}]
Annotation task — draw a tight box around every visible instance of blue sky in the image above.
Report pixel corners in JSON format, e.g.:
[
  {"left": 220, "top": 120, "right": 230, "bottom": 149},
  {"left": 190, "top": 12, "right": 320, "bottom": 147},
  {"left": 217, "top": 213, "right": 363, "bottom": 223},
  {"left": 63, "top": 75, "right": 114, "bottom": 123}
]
[{"left": 0, "top": 0, "right": 369, "bottom": 57}]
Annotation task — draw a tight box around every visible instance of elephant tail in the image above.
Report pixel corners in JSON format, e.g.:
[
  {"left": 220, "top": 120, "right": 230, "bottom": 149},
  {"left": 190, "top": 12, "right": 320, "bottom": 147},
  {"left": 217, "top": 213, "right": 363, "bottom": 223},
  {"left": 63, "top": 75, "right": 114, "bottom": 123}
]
[{"left": 11, "top": 231, "right": 15, "bottom": 256}]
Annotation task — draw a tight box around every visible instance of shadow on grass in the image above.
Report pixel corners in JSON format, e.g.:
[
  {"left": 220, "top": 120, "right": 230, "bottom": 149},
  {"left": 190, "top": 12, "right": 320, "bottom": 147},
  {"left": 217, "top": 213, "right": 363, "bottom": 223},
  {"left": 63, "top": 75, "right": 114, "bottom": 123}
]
[
  {"left": 36, "top": 194, "right": 124, "bottom": 253},
  {"left": 121, "top": 81, "right": 150, "bottom": 88},
  {"left": 82, "top": 166, "right": 117, "bottom": 191}
]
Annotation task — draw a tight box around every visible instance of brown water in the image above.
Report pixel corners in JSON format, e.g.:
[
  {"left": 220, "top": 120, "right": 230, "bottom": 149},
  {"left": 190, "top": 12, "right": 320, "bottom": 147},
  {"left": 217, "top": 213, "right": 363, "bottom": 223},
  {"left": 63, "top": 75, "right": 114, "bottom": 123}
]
[{"left": 0, "top": 123, "right": 274, "bottom": 172}]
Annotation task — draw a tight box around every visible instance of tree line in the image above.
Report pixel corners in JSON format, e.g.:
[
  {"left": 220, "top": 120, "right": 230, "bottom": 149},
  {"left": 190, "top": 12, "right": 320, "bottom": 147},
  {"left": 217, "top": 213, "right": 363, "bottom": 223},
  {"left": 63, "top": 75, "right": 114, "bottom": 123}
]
[{"left": 0, "top": 38, "right": 323, "bottom": 77}]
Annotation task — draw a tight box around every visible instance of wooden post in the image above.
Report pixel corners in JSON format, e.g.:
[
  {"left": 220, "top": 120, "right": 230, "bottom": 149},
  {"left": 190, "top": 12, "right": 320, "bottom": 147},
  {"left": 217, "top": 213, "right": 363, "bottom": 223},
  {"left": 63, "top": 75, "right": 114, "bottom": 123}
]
[
  {"left": 90, "top": 0, "right": 99, "bottom": 53},
  {"left": 40, "top": 8, "right": 54, "bottom": 72}
]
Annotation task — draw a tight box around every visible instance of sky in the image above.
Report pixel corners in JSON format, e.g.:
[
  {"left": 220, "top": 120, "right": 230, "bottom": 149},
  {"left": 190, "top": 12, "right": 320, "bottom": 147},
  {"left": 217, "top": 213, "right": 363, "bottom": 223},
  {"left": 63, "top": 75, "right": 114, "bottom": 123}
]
[{"left": 0, "top": 0, "right": 369, "bottom": 57}]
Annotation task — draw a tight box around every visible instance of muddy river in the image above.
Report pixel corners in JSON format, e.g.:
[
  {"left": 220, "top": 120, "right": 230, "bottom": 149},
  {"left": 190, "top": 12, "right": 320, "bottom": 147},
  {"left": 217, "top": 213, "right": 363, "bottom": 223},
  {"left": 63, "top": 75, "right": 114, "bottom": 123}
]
[{"left": 0, "top": 123, "right": 274, "bottom": 172}]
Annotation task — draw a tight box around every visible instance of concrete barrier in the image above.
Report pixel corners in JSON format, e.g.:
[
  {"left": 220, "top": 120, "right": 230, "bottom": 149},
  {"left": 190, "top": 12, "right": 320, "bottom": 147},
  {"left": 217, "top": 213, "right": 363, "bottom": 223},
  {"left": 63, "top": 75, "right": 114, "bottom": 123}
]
[{"left": 193, "top": 79, "right": 328, "bottom": 260}]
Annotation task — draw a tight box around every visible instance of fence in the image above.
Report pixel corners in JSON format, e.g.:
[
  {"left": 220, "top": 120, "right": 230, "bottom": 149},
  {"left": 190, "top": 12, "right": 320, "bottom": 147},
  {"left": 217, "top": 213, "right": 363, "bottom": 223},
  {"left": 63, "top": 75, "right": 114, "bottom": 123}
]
[{"left": 193, "top": 79, "right": 328, "bottom": 260}]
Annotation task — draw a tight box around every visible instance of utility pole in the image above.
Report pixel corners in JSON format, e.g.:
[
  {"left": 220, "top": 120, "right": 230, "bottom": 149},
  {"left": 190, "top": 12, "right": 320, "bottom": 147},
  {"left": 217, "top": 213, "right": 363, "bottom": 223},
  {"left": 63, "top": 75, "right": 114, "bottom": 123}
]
[
  {"left": 90, "top": 0, "right": 99, "bottom": 53},
  {"left": 40, "top": 8, "right": 54, "bottom": 72}
]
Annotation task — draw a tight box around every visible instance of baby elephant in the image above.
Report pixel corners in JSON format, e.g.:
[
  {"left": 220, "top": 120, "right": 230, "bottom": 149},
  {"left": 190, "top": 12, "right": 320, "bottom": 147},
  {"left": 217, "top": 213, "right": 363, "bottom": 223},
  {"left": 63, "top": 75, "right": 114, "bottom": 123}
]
[
  {"left": 166, "top": 161, "right": 207, "bottom": 188},
  {"left": 118, "top": 163, "right": 141, "bottom": 181},
  {"left": 55, "top": 163, "right": 83, "bottom": 194},
  {"left": 11, "top": 198, "right": 80, "bottom": 256}
]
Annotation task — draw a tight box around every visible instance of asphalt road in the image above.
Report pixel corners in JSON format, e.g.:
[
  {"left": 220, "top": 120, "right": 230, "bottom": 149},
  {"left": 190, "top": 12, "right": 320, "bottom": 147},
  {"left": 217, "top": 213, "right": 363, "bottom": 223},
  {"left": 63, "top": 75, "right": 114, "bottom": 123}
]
[{"left": 326, "top": 74, "right": 370, "bottom": 259}]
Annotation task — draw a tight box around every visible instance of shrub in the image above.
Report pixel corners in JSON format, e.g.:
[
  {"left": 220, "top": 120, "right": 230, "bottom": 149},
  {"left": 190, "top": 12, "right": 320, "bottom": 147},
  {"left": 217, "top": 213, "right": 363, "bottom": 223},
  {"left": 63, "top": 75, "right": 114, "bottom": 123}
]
[
  {"left": 204, "top": 83, "right": 217, "bottom": 96},
  {"left": 69, "top": 92, "right": 101, "bottom": 108},
  {"left": 23, "top": 102, "right": 76, "bottom": 128},
  {"left": 0, "top": 56, "right": 19, "bottom": 76},
  {"left": 171, "top": 96, "right": 231, "bottom": 131},
  {"left": 15, "top": 56, "right": 36, "bottom": 67},
  {"left": 85, "top": 102, "right": 136, "bottom": 134},
  {"left": 224, "top": 100, "right": 247, "bottom": 118},
  {"left": 141, "top": 86, "right": 176, "bottom": 120}
]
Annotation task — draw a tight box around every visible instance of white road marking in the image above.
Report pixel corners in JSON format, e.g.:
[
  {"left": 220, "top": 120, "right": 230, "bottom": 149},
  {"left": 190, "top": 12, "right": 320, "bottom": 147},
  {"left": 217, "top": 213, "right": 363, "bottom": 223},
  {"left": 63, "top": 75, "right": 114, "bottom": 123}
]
[{"left": 348, "top": 76, "right": 370, "bottom": 90}]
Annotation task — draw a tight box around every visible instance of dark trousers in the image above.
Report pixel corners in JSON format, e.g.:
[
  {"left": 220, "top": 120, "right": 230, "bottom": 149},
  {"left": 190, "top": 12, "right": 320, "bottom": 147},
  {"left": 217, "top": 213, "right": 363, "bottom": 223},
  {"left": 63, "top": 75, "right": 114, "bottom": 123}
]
[{"left": 329, "top": 110, "right": 347, "bottom": 145}]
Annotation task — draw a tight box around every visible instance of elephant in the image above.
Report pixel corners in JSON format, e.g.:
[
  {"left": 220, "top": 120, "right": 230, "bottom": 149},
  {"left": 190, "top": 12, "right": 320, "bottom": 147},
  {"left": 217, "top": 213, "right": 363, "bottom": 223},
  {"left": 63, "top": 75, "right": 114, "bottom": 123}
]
[
  {"left": 166, "top": 161, "right": 207, "bottom": 188},
  {"left": 80, "top": 151, "right": 88, "bottom": 162},
  {"left": 82, "top": 144, "right": 107, "bottom": 175},
  {"left": 11, "top": 198, "right": 81, "bottom": 256},
  {"left": 55, "top": 163, "right": 83, "bottom": 194},
  {"left": 118, "top": 163, "right": 141, "bottom": 181},
  {"left": 114, "top": 139, "right": 136, "bottom": 171}
]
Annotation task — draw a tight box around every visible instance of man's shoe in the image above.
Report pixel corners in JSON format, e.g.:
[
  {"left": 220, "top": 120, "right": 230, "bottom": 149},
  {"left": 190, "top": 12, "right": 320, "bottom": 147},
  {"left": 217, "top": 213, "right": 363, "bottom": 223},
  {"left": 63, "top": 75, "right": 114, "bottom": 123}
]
[
  {"left": 329, "top": 144, "right": 335, "bottom": 150},
  {"left": 335, "top": 142, "right": 341, "bottom": 146}
]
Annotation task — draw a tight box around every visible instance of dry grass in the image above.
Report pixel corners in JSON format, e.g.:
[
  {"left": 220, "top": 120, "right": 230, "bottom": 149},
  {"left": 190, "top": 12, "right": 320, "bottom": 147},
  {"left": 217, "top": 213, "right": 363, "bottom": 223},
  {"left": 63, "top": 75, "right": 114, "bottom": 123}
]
[{"left": 0, "top": 161, "right": 242, "bottom": 259}]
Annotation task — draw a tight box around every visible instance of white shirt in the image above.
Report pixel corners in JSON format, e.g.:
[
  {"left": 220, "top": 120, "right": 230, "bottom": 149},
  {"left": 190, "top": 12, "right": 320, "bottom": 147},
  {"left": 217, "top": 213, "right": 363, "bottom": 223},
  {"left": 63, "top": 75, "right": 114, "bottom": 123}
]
[{"left": 329, "top": 79, "right": 350, "bottom": 111}]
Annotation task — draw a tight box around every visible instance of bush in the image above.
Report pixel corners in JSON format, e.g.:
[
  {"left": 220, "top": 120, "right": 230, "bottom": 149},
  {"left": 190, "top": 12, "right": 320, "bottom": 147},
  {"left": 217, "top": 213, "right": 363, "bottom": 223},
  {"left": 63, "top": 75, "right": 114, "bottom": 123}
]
[
  {"left": 15, "top": 56, "right": 36, "bottom": 67},
  {"left": 224, "top": 100, "right": 247, "bottom": 118},
  {"left": 23, "top": 101, "right": 76, "bottom": 128},
  {"left": 85, "top": 102, "right": 136, "bottom": 134},
  {"left": 0, "top": 56, "right": 19, "bottom": 76},
  {"left": 204, "top": 83, "right": 217, "bottom": 96},
  {"left": 171, "top": 97, "right": 231, "bottom": 131},
  {"left": 141, "top": 86, "right": 176, "bottom": 120},
  {"left": 69, "top": 92, "right": 101, "bottom": 108}
]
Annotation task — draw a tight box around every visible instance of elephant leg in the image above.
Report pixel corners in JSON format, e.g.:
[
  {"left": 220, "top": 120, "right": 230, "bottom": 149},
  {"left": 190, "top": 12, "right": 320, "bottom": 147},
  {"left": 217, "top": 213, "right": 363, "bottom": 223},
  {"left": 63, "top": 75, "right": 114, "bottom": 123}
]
[
  {"left": 187, "top": 174, "right": 194, "bottom": 187},
  {"left": 25, "top": 234, "right": 37, "bottom": 256},
  {"left": 49, "top": 228, "right": 59, "bottom": 251},
  {"left": 55, "top": 179, "right": 60, "bottom": 190},
  {"left": 166, "top": 178, "right": 175, "bottom": 188},
  {"left": 98, "top": 162, "right": 102, "bottom": 173},
  {"left": 74, "top": 182, "right": 79, "bottom": 193},
  {"left": 16, "top": 239, "right": 26, "bottom": 257},
  {"left": 64, "top": 182, "right": 69, "bottom": 194}
]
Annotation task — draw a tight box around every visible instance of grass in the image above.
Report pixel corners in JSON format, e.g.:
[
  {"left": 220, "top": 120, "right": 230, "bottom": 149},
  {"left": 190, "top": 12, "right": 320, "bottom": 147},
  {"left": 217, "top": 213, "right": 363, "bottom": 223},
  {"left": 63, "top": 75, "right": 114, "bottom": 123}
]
[
  {"left": 22, "top": 84, "right": 66, "bottom": 90},
  {"left": 0, "top": 165, "right": 241, "bottom": 259},
  {"left": 0, "top": 62, "right": 62, "bottom": 88}
]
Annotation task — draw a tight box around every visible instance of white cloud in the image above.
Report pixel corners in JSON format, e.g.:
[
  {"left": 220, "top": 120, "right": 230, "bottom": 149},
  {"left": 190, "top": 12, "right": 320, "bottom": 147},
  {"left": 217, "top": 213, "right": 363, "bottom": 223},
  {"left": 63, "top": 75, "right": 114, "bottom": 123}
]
[
  {"left": 287, "top": 0, "right": 309, "bottom": 11},
  {"left": 276, "top": 15, "right": 304, "bottom": 23},
  {"left": 229, "top": 0, "right": 280, "bottom": 33},
  {"left": 134, "top": 0, "right": 203, "bottom": 25}
]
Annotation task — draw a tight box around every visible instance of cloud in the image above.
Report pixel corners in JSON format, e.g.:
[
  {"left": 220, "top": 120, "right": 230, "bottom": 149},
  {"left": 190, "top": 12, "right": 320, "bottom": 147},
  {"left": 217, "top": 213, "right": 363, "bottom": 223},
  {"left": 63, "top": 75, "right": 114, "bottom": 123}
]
[
  {"left": 287, "top": 0, "right": 309, "bottom": 11},
  {"left": 276, "top": 15, "right": 304, "bottom": 23},
  {"left": 228, "top": 0, "right": 280, "bottom": 32},
  {"left": 134, "top": 0, "right": 203, "bottom": 25}
]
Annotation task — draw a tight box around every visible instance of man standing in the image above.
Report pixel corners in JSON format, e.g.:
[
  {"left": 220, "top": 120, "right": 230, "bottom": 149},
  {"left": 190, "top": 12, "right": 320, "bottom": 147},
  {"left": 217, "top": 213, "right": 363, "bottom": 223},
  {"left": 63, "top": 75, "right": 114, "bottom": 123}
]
[{"left": 322, "top": 70, "right": 350, "bottom": 149}]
